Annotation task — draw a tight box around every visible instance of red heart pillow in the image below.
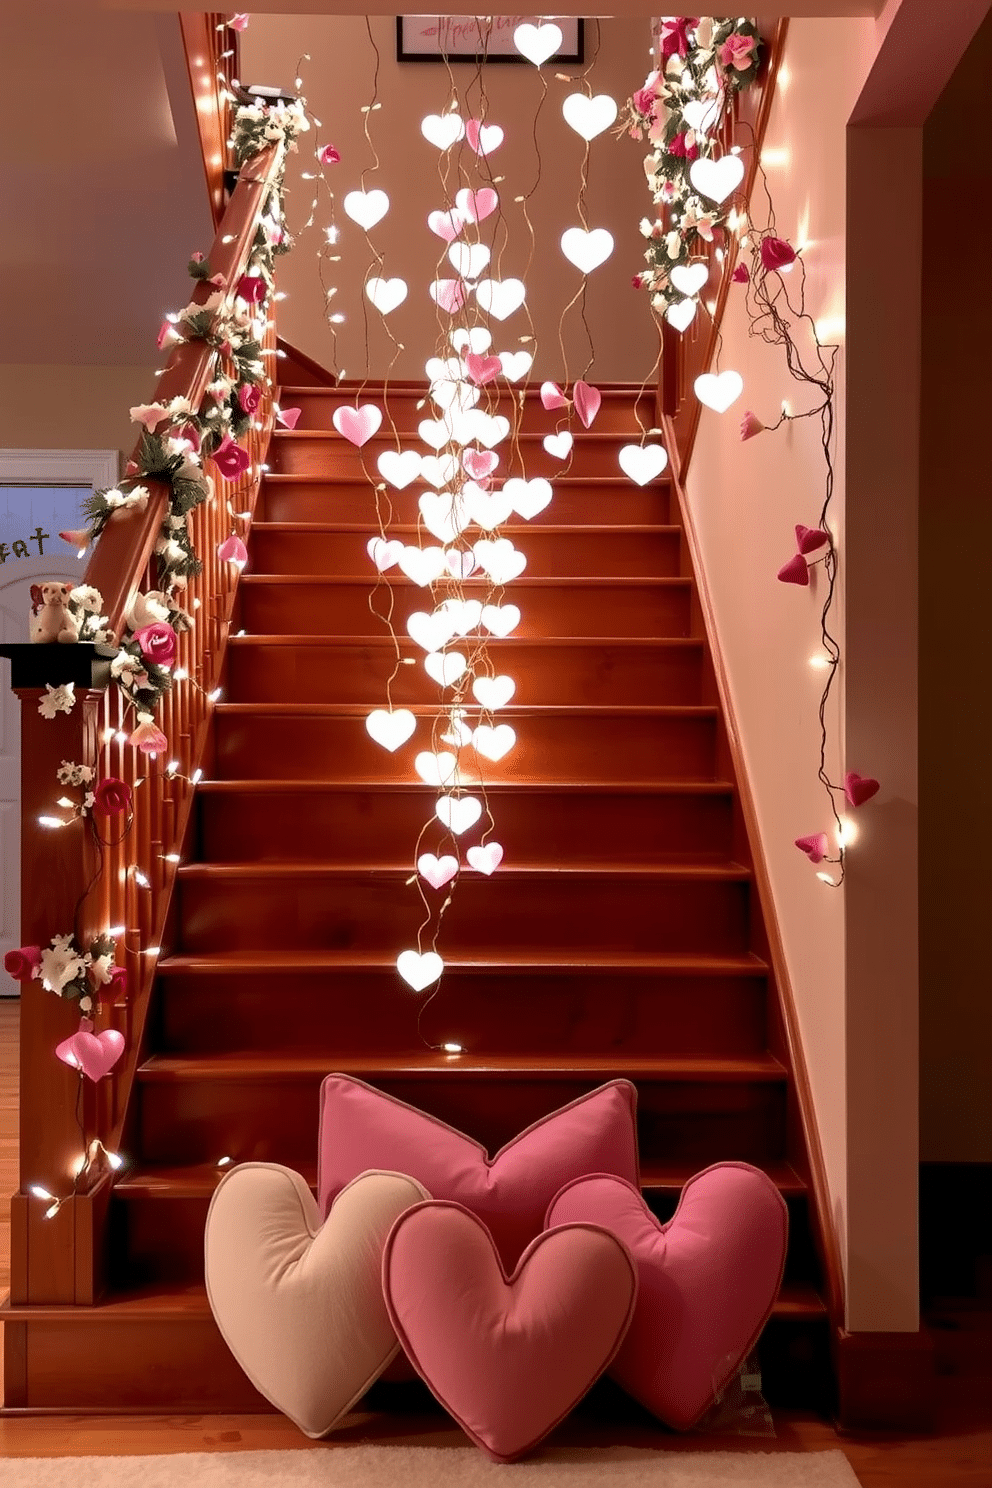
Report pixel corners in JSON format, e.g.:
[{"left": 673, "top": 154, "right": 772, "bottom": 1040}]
[{"left": 546, "top": 1163, "right": 788, "bottom": 1430}]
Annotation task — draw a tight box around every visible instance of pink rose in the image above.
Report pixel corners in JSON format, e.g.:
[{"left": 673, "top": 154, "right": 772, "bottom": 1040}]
[
  {"left": 100, "top": 965, "right": 128, "bottom": 1003},
  {"left": 236, "top": 274, "right": 267, "bottom": 306},
  {"left": 128, "top": 720, "right": 169, "bottom": 754},
  {"left": 660, "top": 17, "right": 696, "bottom": 58},
  {"left": 238, "top": 382, "right": 261, "bottom": 415},
  {"left": 632, "top": 275, "right": 645, "bottom": 290},
  {"left": 93, "top": 777, "right": 133, "bottom": 817},
  {"left": 719, "top": 33, "right": 756, "bottom": 72},
  {"left": 760, "top": 235, "right": 797, "bottom": 272},
  {"left": 632, "top": 88, "right": 656, "bottom": 118},
  {"left": 228, "top": 13, "right": 250, "bottom": 31},
  {"left": 318, "top": 143, "right": 341, "bottom": 166},
  {"left": 668, "top": 132, "right": 699, "bottom": 161},
  {"left": 218, "top": 534, "right": 248, "bottom": 567},
  {"left": 4, "top": 946, "right": 41, "bottom": 982},
  {"left": 133, "top": 622, "right": 178, "bottom": 669},
  {"left": 212, "top": 435, "right": 251, "bottom": 481}
]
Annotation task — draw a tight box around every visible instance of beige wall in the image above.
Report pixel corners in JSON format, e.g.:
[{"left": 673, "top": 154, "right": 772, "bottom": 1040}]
[
  {"left": 0, "top": 365, "right": 157, "bottom": 461},
  {"left": 244, "top": 15, "right": 658, "bottom": 383}
]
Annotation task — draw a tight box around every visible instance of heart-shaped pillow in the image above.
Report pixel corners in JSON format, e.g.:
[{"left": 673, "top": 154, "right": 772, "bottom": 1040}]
[
  {"left": 545, "top": 1163, "right": 788, "bottom": 1430},
  {"left": 205, "top": 1164, "right": 430, "bottom": 1437},
  {"left": 383, "top": 1201, "right": 638, "bottom": 1462},
  {"left": 318, "top": 1075, "right": 639, "bottom": 1271}
]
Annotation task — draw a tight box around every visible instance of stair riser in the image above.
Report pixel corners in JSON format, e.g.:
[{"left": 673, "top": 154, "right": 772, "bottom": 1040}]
[
  {"left": 196, "top": 787, "right": 735, "bottom": 864},
  {"left": 281, "top": 389, "right": 659, "bottom": 434},
  {"left": 224, "top": 641, "right": 704, "bottom": 707},
  {"left": 156, "top": 972, "right": 769, "bottom": 1057},
  {"left": 234, "top": 582, "right": 693, "bottom": 640},
  {"left": 270, "top": 435, "right": 663, "bottom": 481},
  {"left": 136, "top": 1074, "right": 787, "bottom": 1169},
  {"left": 248, "top": 526, "right": 682, "bottom": 580},
  {"left": 175, "top": 875, "right": 750, "bottom": 955},
  {"left": 261, "top": 477, "right": 673, "bottom": 527},
  {"left": 212, "top": 711, "right": 718, "bottom": 783}
]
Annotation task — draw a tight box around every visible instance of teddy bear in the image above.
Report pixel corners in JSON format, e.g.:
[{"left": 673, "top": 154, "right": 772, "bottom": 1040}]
[{"left": 30, "top": 582, "right": 81, "bottom": 644}]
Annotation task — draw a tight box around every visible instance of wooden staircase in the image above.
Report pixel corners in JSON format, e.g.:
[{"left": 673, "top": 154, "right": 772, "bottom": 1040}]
[{"left": 3, "top": 375, "right": 834, "bottom": 1416}]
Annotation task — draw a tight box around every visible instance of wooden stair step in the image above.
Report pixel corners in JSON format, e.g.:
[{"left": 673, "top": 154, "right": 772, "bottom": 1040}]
[
  {"left": 278, "top": 382, "right": 659, "bottom": 434},
  {"left": 269, "top": 430, "right": 666, "bottom": 481},
  {"left": 156, "top": 949, "right": 770, "bottom": 974},
  {"left": 137, "top": 1051, "right": 786, "bottom": 1082}
]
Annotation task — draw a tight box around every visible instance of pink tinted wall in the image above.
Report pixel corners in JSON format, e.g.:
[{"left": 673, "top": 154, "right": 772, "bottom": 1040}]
[{"left": 242, "top": 16, "right": 658, "bottom": 383}]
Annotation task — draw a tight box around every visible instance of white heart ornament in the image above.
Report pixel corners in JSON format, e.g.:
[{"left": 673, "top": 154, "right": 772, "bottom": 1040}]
[
  {"left": 448, "top": 243, "right": 491, "bottom": 281},
  {"left": 467, "top": 842, "right": 503, "bottom": 876},
  {"left": 421, "top": 454, "right": 460, "bottom": 489},
  {"left": 367, "top": 536, "right": 403, "bottom": 571},
  {"left": 397, "top": 950, "right": 444, "bottom": 990},
  {"left": 428, "top": 209, "right": 464, "bottom": 243},
  {"left": 407, "top": 610, "right": 457, "bottom": 653},
  {"left": 619, "top": 444, "right": 669, "bottom": 486},
  {"left": 475, "top": 279, "right": 526, "bottom": 322},
  {"left": 513, "top": 21, "right": 562, "bottom": 65},
  {"left": 695, "top": 370, "right": 745, "bottom": 413},
  {"left": 474, "top": 538, "right": 527, "bottom": 583},
  {"left": 435, "top": 795, "right": 482, "bottom": 834},
  {"left": 466, "top": 120, "right": 504, "bottom": 156},
  {"left": 683, "top": 97, "right": 722, "bottom": 135},
  {"left": 471, "top": 412, "right": 511, "bottom": 449},
  {"left": 464, "top": 483, "right": 514, "bottom": 530},
  {"left": 504, "top": 477, "right": 552, "bottom": 520},
  {"left": 446, "top": 548, "right": 477, "bottom": 579},
  {"left": 398, "top": 545, "right": 447, "bottom": 586},
  {"left": 365, "top": 277, "right": 407, "bottom": 315},
  {"left": 451, "top": 328, "right": 492, "bottom": 355},
  {"left": 670, "top": 263, "right": 709, "bottom": 298},
  {"left": 562, "top": 93, "right": 618, "bottom": 141},
  {"left": 543, "top": 432, "right": 573, "bottom": 460},
  {"left": 419, "top": 490, "right": 469, "bottom": 543},
  {"left": 473, "top": 724, "right": 515, "bottom": 762},
  {"left": 689, "top": 154, "right": 746, "bottom": 205},
  {"left": 431, "top": 380, "right": 480, "bottom": 414},
  {"left": 441, "top": 712, "right": 474, "bottom": 747},
  {"left": 415, "top": 751, "right": 459, "bottom": 787},
  {"left": 418, "top": 418, "right": 452, "bottom": 452},
  {"left": 481, "top": 603, "right": 520, "bottom": 638},
  {"left": 417, "top": 854, "right": 459, "bottom": 890},
  {"left": 376, "top": 450, "right": 421, "bottom": 488},
  {"left": 665, "top": 299, "right": 697, "bottom": 333},
  {"left": 343, "top": 189, "right": 389, "bottom": 231},
  {"left": 424, "top": 651, "right": 467, "bottom": 687},
  {"left": 425, "top": 355, "right": 463, "bottom": 384},
  {"left": 439, "top": 597, "right": 483, "bottom": 636},
  {"left": 499, "top": 351, "right": 533, "bottom": 382},
  {"left": 421, "top": 113, "right": 465, "bottom": 151},
  {"left": 365, "top": 708, "right": 416, "bottom": 751},
  {"left": 561, "top": 227, "right": 614, "bottom": 273},
  {"left": 472, "top": 674, "right": 515, "bottom": 710}
]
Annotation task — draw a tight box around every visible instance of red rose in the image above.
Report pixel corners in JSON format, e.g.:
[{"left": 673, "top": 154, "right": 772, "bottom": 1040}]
[
  {"left": 668, "top": 132, "right": 699, "bottom": 161},
  {"left": 212, "top": 435, "right": 251, "bottom": 481},
  {"left": 133, "top": 622, "right": 178, "bottom": 668},
  {"left": 238, "top": 382, "right": 261, "bottom": 415},
  {"left": 318, "top": 143, "right": 341, "bottom": 166},
  {"left": 4, "top": 945, "right": 41, "bottom": 982},
  {"left": 236, "top": 274, "right": 267, "bottom": 306},
  {"left": 760, "top": 236, "right": 797, "bottom": 272},
  {"left": 632, "top": 275, "right": 645, "bottom": 290},
  {"left": 93, "top": 777, "right": 133, "bottom": 817},
  {"left": 100, "top": 965, "right": 128, "bottom": 1003}
]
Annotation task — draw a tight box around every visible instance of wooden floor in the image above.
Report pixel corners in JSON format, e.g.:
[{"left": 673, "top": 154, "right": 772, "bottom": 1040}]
[{"left": 1, "top": 999, "right": 989, "bottom": 1483}]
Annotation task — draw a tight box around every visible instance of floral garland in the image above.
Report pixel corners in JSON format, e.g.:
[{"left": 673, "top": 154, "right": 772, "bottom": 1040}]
[
  {"left": 5, "top": 932, "right": 122, "bottom": 1014},
  {"left": 623, "top": 16, "right": 761, "bottom": 310}
]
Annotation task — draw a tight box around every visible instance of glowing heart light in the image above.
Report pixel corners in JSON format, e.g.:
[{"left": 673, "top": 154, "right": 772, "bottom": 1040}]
[
  {"left": 448, "top": 243, "right": 491, "bottom": 282},
  {"left": 474, "top": 279, "right": 526, "bottom": 322},
  {"left": 365, "top": 277, "right": 407, "bottom": 315},
  {"left": 421, "top": 454, "right": 460, "bottom": 489},
  {"left": 474, "top": 538, "right": 527, "bottom": 584},
  {"left": 504, "top": 477, "right": 552, "bottom": 520},
  {"left": 472, "top": 674, "right": 515, "bottom": 710},
  {"left": 421, "top": 113, "right": 465, "bottom": 150},
  {"left": 462, "top": 448, "right": 499, "bottom": 480},
  {"left": 365, "top": 709, "right": 417, "bottom": 752},
  {"left": 694, "top": 371, "right": 744, "bottom": 413},
  {"left": 418, "top": 854, "right": 459, "bottom": 890},
  {"left": 415, "top": 751, "right": 459, "bottom": 787},
  {"left": 465, "top": 483, "right": 514, "bottom": 529},
  {"left": 424, "top": 651, "right": 468, "bottom": 687},
  {"left": 467, "top": 842, "right": 504, "bottom": 875},
  {"left": 666, "top": 299, "right": 697, "bottom": 333},
  {"left": 343, "top": 189, "right": 389, "bottom": 231},
  {"left": 455, "top": 187, "right": 498, "bottom": 224},
  {"left": 377, "top": 450, "right": 421, "bottom": 489},
  {"left": 469, "top": 412, "right": 511, "bottom": 449},
  {"left": 332, "top": 404, "right": 382, "bottom": 447},
  {"left": 543, "top": 432, "right": 572, "bottom": 460},
  {"left": 419, "top": 490, "right": 469, "bottom": 543},
  {"left": 408, "top": 610, "right": 458, "bottom": 653},
  {"left": 426, "top": 355, "right": 463, "bottom": 384},
  {"left": 218, "top": 535, "right": 248, "bottom": 568},
  {"left": 465, "top": 119, "right": 504, "bottom": 155},
  {"left": 55, "top": 1020, "right": 125, "bottom": 1082},
  {"left": 428, "top": 209, "right": 465, "bottom": 243},
  {"left": 689, "top": 154, "right": 746, "bottom": 205},
  {"left": 473, "top": 724, "right": 516, "bottom": 761},
  {"left": 451, "top": 328, "right": 492, "bottom": 355},
  {"left": 561, "top": 227, "right": 614, "bottom": 274},
  {"left": 573, "top": 382, "right": 601, "bottom": 430},
  {"left": 481, "top": 603, "right": 520, "bottom": 637},
  {"left": 446, "top": 549, "right": 477, "bottom": 579},
  {"left": 367, "top": 537, "right": 404, "bottom": 572},
  {"left": 398, "top": 545, "right": 447, "bottom": 586},
  {"left": 435, "top": 795, "right": 482, "bottom": 834},
  {"left": 397, "top": 950, "right": 444, "bottom": 991},
  {"left": 441, "top": 712, "right": 474, "bottom": 747},
  {"left": 431, "top": 380, "right": 480, "bottom": 414},
  {"left": 499, "top": 351, "right": 533, "bottom": 382},
  {"left": 464, "top": 353, "right": 502, "bottom": 388},
  {"left": 513, "top": 21, "right": 562, "bottom": 65},
  {"left": 541, "top": 382, "right": 568, "bottom": 411},
  {"left": 562, "top": 93, "right": 618, "bottom": 141},
  {"left": 619, "top": 444, "right": 669, "bottom": 485},
  {"left": 440, "top": 597, "right": 483, "bottom": 636},
  {"left": 670, "top": 263, "right": 709, "bottom": 298},
  {"left": 418, "top": 418, "right": 452, "bottom": 452},
  {"left": 844, "top": 771, "right": 880, "bottom": 807},
  {"left": 430, "top": 279, "right": 467, "bottom": 315}
]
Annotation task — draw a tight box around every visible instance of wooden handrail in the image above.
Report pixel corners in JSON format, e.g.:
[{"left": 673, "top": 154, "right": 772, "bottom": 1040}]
[{"left": 180, "top": 11, "right": 239, "bottom": 225}]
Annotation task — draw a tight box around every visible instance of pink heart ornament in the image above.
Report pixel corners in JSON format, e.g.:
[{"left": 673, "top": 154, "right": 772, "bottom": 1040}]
[
  {"left": 56, "top": 1019, "right": 125, "bottom": 1082},
  {"left": 540, "top": 381, "right": 568, "bottom": 411},
  {"left": 465, "top": 119, "right": 504, "bottom": 156},
  {"left": 467, "top": 842, "right": 504, "bottom": 876},
  {"left": 777, "top": 553, "right": 809, "bottom": 586},
  {"left": 795, "top": 832, "right": 829, "bottom": 862},
  {"left": 332, "top": 404, "right": 382, "bottom": 448},
  {"left": 462, "top": 448, "right": 499, "bottom": 481},
  {"left": 573, "top": 381, "right": 602, "bottom": 429},
  {"left": 465, "top": 353, "right": 502, "bottom": 387},
  {"left": 276, "top": 406, "right": 301, "bottom": 430},
  {"left": 844, "top": 771, "right": 880, "bottom": 807},
  {"left": 795, "top": 524, "right": 830, "bottom": 555},
  {"left": 455, "top": 187, "right": 498, "bottom": 224},
  {"left": 429, "top": 279, "right": 467, "bottom": 315},
  {"left": 427, "top": 209, "right": 465, "bottom": 243}
]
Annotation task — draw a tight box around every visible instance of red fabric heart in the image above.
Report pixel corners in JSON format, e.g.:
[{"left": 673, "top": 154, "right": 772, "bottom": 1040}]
[
  {"left": 546, "top": 1166, "right": 787, "bottom": 1431},
  {"left": 777, "top": 553, "right": 809, "bottom": 586},
  {"left": 844, "top": 771, "right": 880, "bottom": 807},
  {"left": 465, "top": 353, "right": 501, "bottom": 386},
  {"left": 573, "top": 381, "right": 601, "bottom": 429},
  {"left": 795, "top": 524, "right": 829, "bottom": 555},
  {"left": 795, "top": 833, "right": 829, "bottom": 863}
]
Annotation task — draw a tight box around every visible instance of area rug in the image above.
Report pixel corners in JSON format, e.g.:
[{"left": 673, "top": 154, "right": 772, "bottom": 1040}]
[{"left": 0, "top": 1445, "right": 861, "bottom": 1487}]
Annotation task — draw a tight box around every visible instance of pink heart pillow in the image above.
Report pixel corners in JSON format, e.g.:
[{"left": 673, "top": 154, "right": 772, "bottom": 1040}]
[
  {"left": 382, "top": 1200, "right": 638, "bottom": 1462},
  {"left": 318, "top": 1075, "right": 639, "bottom": 1271},
  {"left": 546, "top": 1163, "right": 788, "bottom": 1430}
]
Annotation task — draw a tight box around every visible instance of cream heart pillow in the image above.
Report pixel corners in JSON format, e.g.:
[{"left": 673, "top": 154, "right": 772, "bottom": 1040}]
[{"left": 205, "top": 1164, "right": 430, "bottom": 1437}]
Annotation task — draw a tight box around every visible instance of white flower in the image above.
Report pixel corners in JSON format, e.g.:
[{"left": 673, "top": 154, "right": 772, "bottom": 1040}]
[
  {"left": 69, "top": 585, "right": 103, "bottom": 613},
  {"left": 263, "top": 123, "right": 284, "bottom": 141},
  {"left": 88, "top": 954, "right": 114, "bottom": 988},
  {"left": 237, "top": 104, "right": 266, "bottom": 123},
  {"left": 126, "top": 589, "right": 170, "bottom": 633},
  {"left": 79, "top": 996, "right": 93, "bottom": 1013},
  {"left": 639, "top": 217, "right": 655, "bottom": 239},
  {"left": 695, "top": 17, "right": 714, "bottom": 49},
  {"left": 110, "top": 649, "right": 136, "bottom": 679},
  {"left": 155, "top": 537, "right": 186, "bottom": 565},
  {"left": 40, "top": 940, "right": 86, "bottom": 995},
  {"left": 166, "top": 396, "right": 193, "bottom": 417},
  {"left": 130, "top": 403, "right": 168, "bottom": 430},
  {"left": 38, "top": 683, "right": 76, "bottom": 720},
  {"left": 121, "top": 485, "right": 150, "bottom": 512},
  {"left": 57, "top": 760, "right": 91, "bottom": 786},
  {"left": 666, "top": 231, "right": 682, "bottom": 259},
  {"left": 206, "top": 378, "right": 234, "bottom": 403},
  {"left": 82, "top": 792, "right": 95, "bottom": 812},
  {"left": 103, "top": 489, "right": 126, "bottom": 509}
]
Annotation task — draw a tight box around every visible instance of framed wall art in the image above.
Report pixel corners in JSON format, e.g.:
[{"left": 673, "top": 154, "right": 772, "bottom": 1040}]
[{"left": 396, "top": 15, "right": 584, "bottom": 65}]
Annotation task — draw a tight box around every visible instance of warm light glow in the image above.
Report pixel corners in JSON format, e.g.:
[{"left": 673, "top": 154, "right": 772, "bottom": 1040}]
[
  {"left": 135, "top": 869, "right": 150, "bottom": 889},
  {"left": 164, "top": 853, "right": 181, "bottom": 864},
  {"left": 442, "top": 1042, "right": 464, "bottom": 1054},
  {"left": 760, "top": 147, "right": 790, "bottom": 169},
  {"left": 107, "top": 925, "right": 125, "bottom": 937},
  {"left": 192, "top": 769, "right": 204, "bottom": 785},
  {"left": 816, "top": 872, "right": 837, "bottom": 885},
  {"left": 808, "top": 654, "right": 833, "bottom": 669},
  {"left": 837, "top": 818, "right": 858, "bottom": 847},
  {"left": 217, "top": 1156, "right": 232, "bottom": 1168},
  {"left": 144, "top": 946, "right": 162, "bottom": 956},
  {"left": 38, "top": 815, "right": 67, "bottom": 829},
  {"left": 29, "top": 1185, "right": 54, "bottom": 1201}
]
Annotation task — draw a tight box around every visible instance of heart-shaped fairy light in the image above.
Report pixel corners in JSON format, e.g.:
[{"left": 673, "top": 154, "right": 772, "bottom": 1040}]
[
  {"left": 418, "top": 418, "right": 453, "bottom": 452},
  {"left": 377, "top": 450, "right": 421, "bottom": 489},
  {"left": 619, "top": 444, "right": 668, "bottom": 485},
  {"left": 419, "top": 490, "right": 470, "bottom": 543},
  {"left": 683, "top": 97, "right": 721, "bottom": 135},
  {"left": 430, "top": 279, "right": 467, "bottom": 315},
  {"left": 481, "top": 603, "right": 520, "bottom": 637},
  {"left": 466, "top": 411, "right": 511, "bottom": 449},
  {"left": 465, "top": 483, "right": 515, "bottom": 530},
  {"left": 541, "top": 382, "right": 568, "bottom": 411},
  {"left": 473, "top": 674, "right": 515, "bottom": 710},
  {"left": 561, "top": 227, "right": 614, "bottom": 274},
  {"left": 689, "top": 154, "right": 746, "bottom": 205},
  {"left": 432, "top": 380, "right": 480, "bottom": 414},
  {"left": 573, "top": 381, "right": 601, "bottom": 430},
  {"left": 466, "top": 842, "right": 504, "bottom": 875},
  {"left": 332, "top": 404, "right": 382, "bottom": 447},
  {"left": 473, "top": 723, "right": 515, "bottom": 761},
  {"left": 795, "top": 833, "right": 829, "bottom": 863},
  {"left": 446, "top": 549, "right": 477, "bottom": 579},
  {"left": 796, "top": 524, "right": 830, "bottom": 555},
  {"left": 426, "top": 355, "right": 463, "bottom": 384},
  {"left": 428, "top": 209, "right": 465, "bottom": 243},
  {"left": 513, "top": 20, "right": 562, "bottom": 65},
  {"left": 343, "top": 189, "right": 390, "bottom": 231},
  {"left": 777, "top": 554, "right": 809, "bottom": 586},
  {"left": 276, "top": 406, "right": 301, "bottom": 430},
  {"left": 465, "top": 119, "right": 503, "bottom": 155},
  {"left": 474, "top": 538, "right": 527, "bottom": 584},
  {"left": 397, "top": 950, "right": 444, "bottom": 990},
  {"left": 504, "top": 477, "right": 552, "bottom": 520},
  {"left": 418, "top": 853, "right": 459, "bottom": 890},
  {"left": 451, "top": 327, "right": 492, "bottom": 355},
  {"left": 670, "top": 263, "right": 709, "bottom": 298},
  {"left": 441, "top": 710, "right": 474, "bottom": 747},
  {"left": 365, "top": 708, "right": 417, "bottom": 752},
  {"left": 55, "top": 1020, "right": 125, "bottom": 1082},
  {"left": 562, "top": 93, "right": 618, "bottom": 141},
  {"left": 408, "top": 610, "right": 458, "bottom": 653},
  {"left": 365, "top": 277, "right": 407, "bottom": 315},
  {"left": 421, "top": 113, "right": 465, "bottom": 150},
  {"left": 844, "top": 771, "right": 880, "bottom": 807},
  {"left": 425, "top": 651, "right": 468, "bottom": 687},
  {"left": 499, "top": 351, "right": 532, "bottom": 382},
  {"left": 665, "top": 299, "right": 697, "bottom": 333},
  {"left": 440, "top": 597, "right": 483, "bottom": 636},
  {"left": 694, "top": 371, "right": 744, "bottom": 413},
  {"left": 463, "top": 447, "right": 499, "bottom": 480},
  {"left": 543, "top": 431, "right": 573, "bottom": 460},
  {"left": 398, "top": 545, "right": 447, "bottom": 586},
  {"left": 421, "top": 454, "right": 460, "bottom": 489},
  {"left": 415, "top": 751, "right": 459, "bottom": 787},
  {"left": 448, "top": 243, "right": 491, "bottom": 282},
  {"left": 435, "top": 795, "right": 483, "bottom": 834},
  {"left": 474, "top": 279, "right": 526, "bottom": 321},
  {"left": 455, "top": 187, "right": 499, "bottom": 224},
  {"left": 367, "top": 536, "right": 403, "bottom": 572},
  {"left": 218, "top": 535, "right": 248, "bottom": 568},
  {"left": 464, "top": 353, "right": 502, "bottom": 388}
]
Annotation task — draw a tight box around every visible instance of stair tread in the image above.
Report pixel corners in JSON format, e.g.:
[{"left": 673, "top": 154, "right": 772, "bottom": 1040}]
[
  {"left": 280, "top": 383, "right": 656, "bottom": 396},
  {"left": 176, "top": 860, "right": 752, "bottom": 881},
  {"left": 228, "top": 633, "right": 703, "bottom": 647},
  {"left": 239, "top": 574, "right": 690, "bottom": 587},
  {"left": 156, "top": 949, "right": 769, "bottom": 975},
  {"left": 197, "top": 779, "right": 737, "bottom": 796},
  {"left": 251, "top": 522, "right": 680, "bottom": 535},
  {"left": 214, "top": 702, "right": 718, "bottom": 717},
  {"left": 274, "top": 430, "right": 658, "bottom": 444},
  {"left": 136, "top": 1051, "right": 788, "bottom": 1081}
]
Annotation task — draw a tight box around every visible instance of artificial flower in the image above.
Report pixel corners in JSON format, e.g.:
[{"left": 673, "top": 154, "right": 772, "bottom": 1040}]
[
  {"left": 740, "top": 411, "right": 765, "bottom": 441},
  {"left": 632, "top": 87, "right": 656, "bottom": 118},
  {"left": 228, "top": 13, "right": 250, "bottom": 31},
  {"left": 206, "top": 378, "right": 234, "bottom": 403},
  {"left": 39, "top": 937, "right": 87, "bottom": 995},
  {"left": 236, "top": 273, "right": 267, "bottom": 305},
  {"left": 38, "top": 683, "right": 76, "bottom": 720},
  {"left": 318, "top": 143, "right": 341, "bottom": 166},
  {"left": 212, "top": 434, "right": 252, "bottom": 481},
  {"left": 125, "top": 590, "right": 170, "bottom": 632},
  {"left": 659, "top": 17, "right": 696, "bottom": 58},
  {"left": 56, "top": 761, "right": 94, "bottom": 787},
  {"left": 101, "top": 965, "right": 128, "bottom": 1002},
  {"left": 719, "top": 33, "right": 756, "bottom": 72},
  {"left": 93, "top": 778, "right": 133, "bottom": 817},
  {"left": 133, "top": 622, "right": 178, "bottom": 669},
  {"left": 695, "top": 17, "right": 714, "bottom": 49},
  {"left": 760, "top": 235, "right": 797, "bottom": 271},
  {"left": 238, "top": 382, "right": 262, "bottom": 415},
  {"left": 68, "top": 585, "right": 103, "bottom": 613},
  {"left": 666, "top": 231, "right": 682, "bottom": 259},
  {"left": 59, "top": 527, "right": 91, "bottom": 550},
  {"left": 631, "top": 275, "right": 645, "bottom": 290},
  {"left": 128, "top": 720, "right": 169, "bottom": 754},
  {"left": 130, "top": 403, "right": 169, "bottom": 430},
  {"left": 4, "top": 946, "right": 41, "bottom": 982},
  {"left": 668, "top": 131, "right": 699, "bottom": 161},
  {"left": 680, "top": 199, "right": 718, "bottom": 241},
  {"left": 218, "top": 534, "right": 249, "bottom": 567},
  {"left": 88, "top": 954, "right": 115, "bottom": 989}
]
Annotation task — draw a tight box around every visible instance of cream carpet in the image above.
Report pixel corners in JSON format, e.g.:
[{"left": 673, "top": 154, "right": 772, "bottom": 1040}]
[{"left": 0, "top": 1446, "right": 861, "bottom": 1487}]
